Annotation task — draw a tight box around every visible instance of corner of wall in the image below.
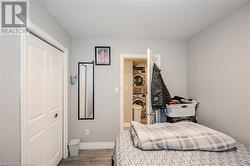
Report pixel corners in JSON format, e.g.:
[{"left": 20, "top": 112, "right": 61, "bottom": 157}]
[
  {"left": 185, "top": 3, "right": 250, "bottom": 146},
  {"left": 30, "top": 1, "right": 72, "bottom": 50}
]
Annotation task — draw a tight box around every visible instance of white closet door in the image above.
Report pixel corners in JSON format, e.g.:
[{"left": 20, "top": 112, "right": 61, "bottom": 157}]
[
  {"left": 46, "top": 42, "right": 63, "bottom": 166},
  {"left": 24, "top": 33, "right": 63, "bottom": 166},
  {"left": 147, "top": 49, "right": 161, "bottom": 124}
]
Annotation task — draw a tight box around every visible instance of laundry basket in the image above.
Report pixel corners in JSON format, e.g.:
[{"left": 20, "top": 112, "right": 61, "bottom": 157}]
[
  {"left": 133, "top": 104, "right": 142, "bottom": 123},
  {"left": 69, "top": 139, "right": 80, "bottom": 156}
]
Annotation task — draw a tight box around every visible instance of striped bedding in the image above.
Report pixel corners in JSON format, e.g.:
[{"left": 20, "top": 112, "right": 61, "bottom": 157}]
[{"left": 130, "top": 121, "right": 236, "bottom": 151}]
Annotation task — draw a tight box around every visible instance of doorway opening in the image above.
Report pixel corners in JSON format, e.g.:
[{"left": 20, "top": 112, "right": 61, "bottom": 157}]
[
  {"left": 120, "top": 50, "right": 160, "bottom": 131},
  {"left": 122, "top": 57, "right": 148, "bottom": 130}
]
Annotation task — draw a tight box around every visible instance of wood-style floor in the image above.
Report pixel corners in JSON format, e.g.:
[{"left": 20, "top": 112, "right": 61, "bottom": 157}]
[{"left": 59, "top": 149, "right": 113, "bottom": 166}]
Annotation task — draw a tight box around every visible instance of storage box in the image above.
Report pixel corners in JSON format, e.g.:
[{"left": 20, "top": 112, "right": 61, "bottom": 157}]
[{"left": 166, "top": 102, "right": 197, "bottom": 118}]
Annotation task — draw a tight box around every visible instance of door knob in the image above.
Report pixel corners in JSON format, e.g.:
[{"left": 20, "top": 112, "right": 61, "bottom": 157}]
[{"left": 54, "top": 113, "right": 58, "bottom": 118}]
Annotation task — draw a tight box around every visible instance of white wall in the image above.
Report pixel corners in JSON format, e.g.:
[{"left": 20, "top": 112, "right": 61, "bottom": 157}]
[
  {"left": 70, "top": 38, "right": 187, "bottom": 142},
  {"left": 0, "top": 36, "right": 21, "bottom": 163},
  {"left": 0, "top": 35, "right": 3, "bottom": 163},
  {"left": 30, "top": 1, "right": 71, "bottom": 49},
  {"left": 187, "top": 4, "right": 250, "bottom": 146},
  {"left": 0, "top": 2, "right": 71, "bottom": 164}
]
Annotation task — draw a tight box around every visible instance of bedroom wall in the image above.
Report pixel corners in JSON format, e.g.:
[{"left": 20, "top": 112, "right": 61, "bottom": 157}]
[
  {"left": 0, "top": 35, "right": 21, "bottom": 163},
  {"left": 0, "top": 2, "right": 71, "bottom": 164},
  {"left": 30, "top": 1, "right": 72, "bottom": 49},
  {"left": 70, "top": 38, "right": 187, "bottom": 142},
  {"left": 187, "top": 4, "right": 250, "bottom": 146},
  {"left": 0, "top": 35, "right": 4, "bottom": 163}
]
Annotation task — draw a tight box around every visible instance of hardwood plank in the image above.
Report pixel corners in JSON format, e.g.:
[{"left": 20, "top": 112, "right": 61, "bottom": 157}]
[{"left": 59, "top": 149, "right": 113, "bottom": 166}]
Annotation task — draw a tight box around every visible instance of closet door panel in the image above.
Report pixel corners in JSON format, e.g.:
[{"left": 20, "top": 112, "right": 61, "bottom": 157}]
[
  {"left": 47, "top": 49, "right": 63, "bottom": 166},
  {"left": 25, "top": 36, "right": 47, "bottom": 166},
  {"left": 24, "top": 34, "right": 63, "bottom": 166}
]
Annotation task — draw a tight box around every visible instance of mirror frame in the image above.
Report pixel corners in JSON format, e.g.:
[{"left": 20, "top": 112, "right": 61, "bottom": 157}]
[{"left": 78, "top": 61, "right": 94, "bottom": 120}]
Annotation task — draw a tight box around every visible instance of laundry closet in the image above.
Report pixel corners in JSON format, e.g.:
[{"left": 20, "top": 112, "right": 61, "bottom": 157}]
[{"left": 123, "top": 59, "right": 148, "bottom": 129}]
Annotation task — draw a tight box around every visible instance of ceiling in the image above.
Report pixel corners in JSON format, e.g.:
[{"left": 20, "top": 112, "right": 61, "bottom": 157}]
[{"left": 34, "top": 0, "right": 249, "bottom": 39}]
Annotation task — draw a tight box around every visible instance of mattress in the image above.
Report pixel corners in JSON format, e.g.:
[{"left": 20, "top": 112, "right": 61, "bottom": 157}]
[{"left": 113, "top": 131, "right": 250, "bottom": 166}]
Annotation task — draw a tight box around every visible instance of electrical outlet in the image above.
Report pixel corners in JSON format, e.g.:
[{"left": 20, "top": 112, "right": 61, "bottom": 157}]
[{"left": 85, "top": 129, "right": 90, "bottom": 135}]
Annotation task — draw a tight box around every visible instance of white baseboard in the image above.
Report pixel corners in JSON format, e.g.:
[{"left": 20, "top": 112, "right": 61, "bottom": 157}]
[
  {"left": 79, "top": 142, "right": 114, "bottom": 149},
  {"left": 123, "top": 122, "right": 131, "bottom": 128}
]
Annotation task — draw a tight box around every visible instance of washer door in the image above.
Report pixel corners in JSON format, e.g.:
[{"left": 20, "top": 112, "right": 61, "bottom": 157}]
[
  {"left": 133, "top": 74, "right": 145, "bottom": 88},
  {"left": 133, "top": 98, "right": 145, "bottom": 110}
]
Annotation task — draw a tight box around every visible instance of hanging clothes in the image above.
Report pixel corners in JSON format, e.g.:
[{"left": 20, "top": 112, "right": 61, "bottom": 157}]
[{"left": 151, "top": 63, "right": 171, "bottom": 110}]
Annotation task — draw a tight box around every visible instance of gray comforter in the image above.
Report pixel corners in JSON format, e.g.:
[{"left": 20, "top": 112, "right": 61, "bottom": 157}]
[
  {"left": 113, "top": 131, "right": 250, "bottom": 166},
  {"left": 130, "top": 121, "right": 236, "bottom": 151}
]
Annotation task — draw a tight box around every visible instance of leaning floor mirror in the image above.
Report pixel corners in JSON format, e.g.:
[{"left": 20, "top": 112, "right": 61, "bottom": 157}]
[{"left": 78, "top": 61, "right": 94, "bottom": 120}]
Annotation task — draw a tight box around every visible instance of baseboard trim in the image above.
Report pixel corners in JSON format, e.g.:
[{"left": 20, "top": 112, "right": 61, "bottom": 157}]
[{"left": 79, "top": 142, "right": 114, "bottom": 149}]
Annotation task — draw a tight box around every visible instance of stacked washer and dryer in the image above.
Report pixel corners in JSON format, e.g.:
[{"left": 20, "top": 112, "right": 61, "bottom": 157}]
[{"left": 133, "top": 63, "right": 147, "bottom": 124}]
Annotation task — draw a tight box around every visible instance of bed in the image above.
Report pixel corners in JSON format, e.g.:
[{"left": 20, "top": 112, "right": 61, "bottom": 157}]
[{"left": 112, "top": 129, "right": 250, "bottom": 166}]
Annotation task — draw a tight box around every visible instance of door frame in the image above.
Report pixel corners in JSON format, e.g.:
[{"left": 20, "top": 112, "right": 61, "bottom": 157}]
[
  {"left": 20, "top": 22, "right": 69, "bottom": 164},
  {"left": 119, "top": 54, "right": 147, "bottom": 132}
]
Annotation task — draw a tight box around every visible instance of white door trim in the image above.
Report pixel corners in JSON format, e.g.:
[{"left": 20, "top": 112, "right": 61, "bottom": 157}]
[
  {"left": 20, "top": 22, "right": 69, "bottom": 164},
  {"left": 120, "top": 54, "right": 147, "bottom": 132}
]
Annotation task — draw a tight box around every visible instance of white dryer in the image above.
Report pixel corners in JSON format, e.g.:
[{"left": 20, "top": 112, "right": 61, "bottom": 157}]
[{"left": 133, "top": 69, "right": 147, "bottom": 94}]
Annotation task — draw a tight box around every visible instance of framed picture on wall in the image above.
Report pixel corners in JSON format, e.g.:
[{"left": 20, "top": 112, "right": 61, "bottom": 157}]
[{"left": 95, "top": 46, "right": 111, "bottom": 65}]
